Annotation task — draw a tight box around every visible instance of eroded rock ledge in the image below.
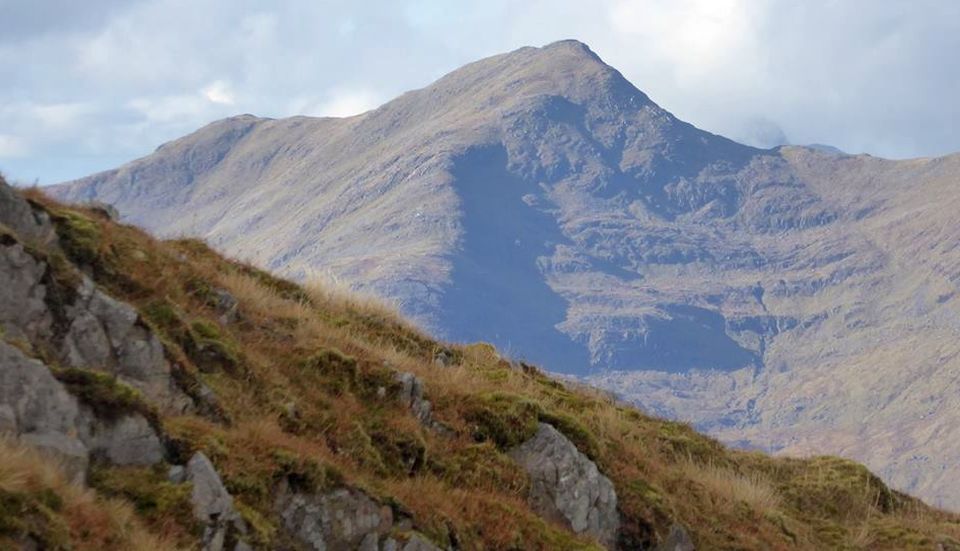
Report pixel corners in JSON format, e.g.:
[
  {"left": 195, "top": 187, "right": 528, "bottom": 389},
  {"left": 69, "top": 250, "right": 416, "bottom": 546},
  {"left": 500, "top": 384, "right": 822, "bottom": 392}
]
[{"left": 509, "top": 422, "right": 620, "bottom": 548}]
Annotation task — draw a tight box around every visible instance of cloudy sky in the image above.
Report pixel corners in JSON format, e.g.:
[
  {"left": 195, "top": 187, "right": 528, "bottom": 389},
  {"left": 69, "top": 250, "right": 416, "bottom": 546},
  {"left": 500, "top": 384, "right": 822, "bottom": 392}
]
[{"left": 2, "top": 0, "right": 959, "bottom": 184}]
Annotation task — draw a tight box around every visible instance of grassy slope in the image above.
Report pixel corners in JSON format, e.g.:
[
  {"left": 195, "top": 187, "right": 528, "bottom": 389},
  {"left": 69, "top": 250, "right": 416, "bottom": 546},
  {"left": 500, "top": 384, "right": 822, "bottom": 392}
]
[{"left": 8, "top": 188, "right": 960, "bottom": 550}]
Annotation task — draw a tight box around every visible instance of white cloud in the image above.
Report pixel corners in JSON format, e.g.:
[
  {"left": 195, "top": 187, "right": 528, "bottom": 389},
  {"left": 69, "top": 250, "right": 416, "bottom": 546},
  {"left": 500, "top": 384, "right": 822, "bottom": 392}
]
[
  {"left": 0, "top": 135, "right": 28, "bottom": 158},
  {"left": 203, "top": 80, "right": 235, "bottom": 105},
  {"left": 3, "top": 0, "right": 960, "bottom": 183},
  {"left": 308, "top": 89, "right": 383, "bottom": 118}
]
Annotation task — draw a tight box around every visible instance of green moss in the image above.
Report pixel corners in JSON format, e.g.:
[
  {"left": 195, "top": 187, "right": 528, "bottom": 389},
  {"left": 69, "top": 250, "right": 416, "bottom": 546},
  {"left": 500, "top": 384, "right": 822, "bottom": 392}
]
[
  {"left": 340, "top": 421, "right": 387, "bottom": 473},
  {"left": 282, "top": 452, "right": 344, "bottom": 496},
  {"left": 655, "top": 420, "right": 725, "bottom": 463},
  {"left": 428, "top": 443, "right": 528, "bottom": 492},
  {"left": 88, "top": 464, "right": 200, "bottom": 544},
  {"left": 366, "top": 419, "right": 427, "bottom": 475},
  {"left": 779, "top": 456, "right": 901, "bottom": 520},
  {"left": 193, "top": 336, "right": 241, "bottom": 374},
  {"left": 868, "top": 518, "right": 932, "bottom": 548},
  {"left": 191, "top": 319, "right": 222, "bottom": 339},
  {"left": 299, "top": 348, "right": 394, "bottom": 399},
  {"left": 0, "top": 489, "right": 69, "bottom": 549},
  {"left": 52, "top": 367, "right": 156, "bottom": 423},
  {"left": 539, "top": 411, "right": 600, "bottom": 460},
  {"left": 462, "top": 392, "right": 542, "bottom": 449},
  {"left": 142, "top": 302, "right": 241, "bottom": 374},
  {"left": 51, "top": 210, "right": 101, "bottom": 266},
  {"left": 234, "top": 499, "right": 277, "bottom": 548},
  {"left": 142, "top": 299, "right": 191, "bottom": 343}
]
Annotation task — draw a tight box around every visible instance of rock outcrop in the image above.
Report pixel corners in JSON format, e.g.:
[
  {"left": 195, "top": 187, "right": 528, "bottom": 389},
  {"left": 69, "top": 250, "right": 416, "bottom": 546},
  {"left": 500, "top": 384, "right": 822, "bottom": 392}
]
[
  {"left": 61, "top": 275, "right": 192, "bottom": 413},
  {"left": 395, "top": 372, "right": 433, "bottom": 426},
  {"left": 276, "top": 484, "right": 442, "bottom": 551},
  {"left": 0, "top": 181, "right": 56, "bottom": 246},
  {"left": 0, "top": 340, "right": 164, "bottom": 482},
  {"left": 185, "top": 452, "right": 249, "bottom": 551},
  {"left": 0, "top": 182, "right": 193, "bottom": 415},
  {"left": 277, "top": 486, "right": 394, "bottom": 550},
  {"left": 509, "top": 423, "right": 619, "bottom": 548}
]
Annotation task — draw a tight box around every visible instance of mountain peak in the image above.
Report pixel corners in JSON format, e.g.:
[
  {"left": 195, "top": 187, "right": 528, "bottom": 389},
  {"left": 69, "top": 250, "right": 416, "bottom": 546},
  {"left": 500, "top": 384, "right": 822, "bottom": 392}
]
[
  {"left": 538, "top": 38, "right": 603, "bottom": 61},
  {"left": 408, "top": 39, "right": 649, "bottom": 119}
]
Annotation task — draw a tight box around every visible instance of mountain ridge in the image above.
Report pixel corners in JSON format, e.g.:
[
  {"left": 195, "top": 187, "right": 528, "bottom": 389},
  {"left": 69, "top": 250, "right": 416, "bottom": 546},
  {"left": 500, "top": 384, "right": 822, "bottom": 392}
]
[{"left": 47, "top": 40, "right": 960, "bottom": 510}]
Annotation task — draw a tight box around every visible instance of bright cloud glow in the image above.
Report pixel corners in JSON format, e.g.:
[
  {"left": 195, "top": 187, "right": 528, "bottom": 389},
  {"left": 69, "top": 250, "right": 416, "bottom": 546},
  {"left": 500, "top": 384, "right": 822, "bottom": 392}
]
[
  {"left": 1, "top": 0, "right": 959, "bottom": 184},
  {"left": 203, "top": 81, "right": 236, "bottom": 105},
  {"left": 0, "top": 135, "right": 29, "bottom": 158},
  {"left": 310, "top": 89, "right": 382, "bottom": 118}
]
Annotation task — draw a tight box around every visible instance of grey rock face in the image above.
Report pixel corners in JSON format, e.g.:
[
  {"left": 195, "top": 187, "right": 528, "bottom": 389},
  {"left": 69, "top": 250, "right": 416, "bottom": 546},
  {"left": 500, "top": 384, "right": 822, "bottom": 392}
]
[
  {"left": 0, "top": 341, "right": 90, "bottom": 480},
  {"left": 0, "top": 340, "right": 164, "bottom": 481},
  {"left": 62, "top": 275, "right": 193, "bottom": 413},
  {"left": 509, "top": 423, "right": 619, "bottom": 548},
  {"left": 0, "top": 242, "right": 54, "bottom": 345},
  {"left": 1, "top": 180, "right": 193, "bottom": 416},
  {"left": 655, "top": 524, "right": 695, "bottom": 551},
  {"left": 79, "top": 413, "right": 164, "bottom": 466},
  {"left": 186, "top": 452, "right": 248, "bottom": 551},
  {"left": 395, "top": 372, "right": 432, "bottom": 426},
  {"left": 0, "top": 180, "right": 56, "bottom": 247},
  {"left": 277, "top": 486, "right": 398, "bottom": 551}
]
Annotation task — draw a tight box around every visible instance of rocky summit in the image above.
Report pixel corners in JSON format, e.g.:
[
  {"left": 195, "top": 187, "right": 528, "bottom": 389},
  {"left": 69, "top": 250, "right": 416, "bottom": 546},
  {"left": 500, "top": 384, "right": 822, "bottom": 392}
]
[{"left": 49, "top": 40, "right": 960, "bottom": 511}]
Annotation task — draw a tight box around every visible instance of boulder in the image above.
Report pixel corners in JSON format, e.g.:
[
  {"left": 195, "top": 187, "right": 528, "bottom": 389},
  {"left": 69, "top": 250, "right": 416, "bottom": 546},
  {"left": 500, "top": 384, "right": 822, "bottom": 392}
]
[
  {"left": 276, "top": 486, "right": 396, "bottom": 550},
  {"left": 186, "top": 452, "right": 248, "bottom": 551},
  {"left": 655, "top": 524, "right": 695, "bottom": 551},
  {"left": 508, "top": 423, "right": 619, "bottom": 548}
]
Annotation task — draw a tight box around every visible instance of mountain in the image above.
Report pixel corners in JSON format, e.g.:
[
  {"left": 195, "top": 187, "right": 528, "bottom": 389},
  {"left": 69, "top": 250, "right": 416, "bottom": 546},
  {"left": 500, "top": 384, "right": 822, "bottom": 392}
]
[
  {"left": 48, "top": 40, "right": 960, "bottom": 510},
  {"left": 5, "top": 176, "right": 960, "bottom": 550}
]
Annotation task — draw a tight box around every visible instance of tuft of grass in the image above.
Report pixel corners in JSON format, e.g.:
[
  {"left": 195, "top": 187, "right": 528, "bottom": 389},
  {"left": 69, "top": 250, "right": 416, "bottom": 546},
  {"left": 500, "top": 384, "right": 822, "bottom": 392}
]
[
  {"left": 50, "top": 209, "right": 101, "bottom": 266},
  {"left": 0, "top": 437, "right": 178, "bottom": 550},
  {"left": 51, "top": 368, "right": 156, "bottom": 423},
  {"left": 461, "top": 392, "right": 542, "bottom": 449},
  {"left": 87, "top": 463, "right": 200, "bottom": 547},
  {"left": 679, "top": 460, "right": 782, "bottom": 515}
]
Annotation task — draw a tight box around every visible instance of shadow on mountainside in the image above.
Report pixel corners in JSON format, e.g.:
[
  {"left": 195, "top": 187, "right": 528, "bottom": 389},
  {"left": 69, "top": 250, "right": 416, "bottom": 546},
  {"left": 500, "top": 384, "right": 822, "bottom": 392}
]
[{"left": 438, "top": 145, "right": 590, "bottom": 374}]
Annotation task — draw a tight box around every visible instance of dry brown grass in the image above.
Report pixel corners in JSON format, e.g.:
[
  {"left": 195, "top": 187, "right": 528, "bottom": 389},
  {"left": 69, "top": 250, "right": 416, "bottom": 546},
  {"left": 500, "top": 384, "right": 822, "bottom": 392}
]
[
  {"left": 14, "top": 188, "right": 960, "bottom": 551},
  {"left": 303, "top": 271, "right": 407, "bottom": 324},
  {"left": 0, "top": 438, "right": 180, "bottom": 551},
  {"left": 678, "top": 460, "right": 782, "bottom": 514}
]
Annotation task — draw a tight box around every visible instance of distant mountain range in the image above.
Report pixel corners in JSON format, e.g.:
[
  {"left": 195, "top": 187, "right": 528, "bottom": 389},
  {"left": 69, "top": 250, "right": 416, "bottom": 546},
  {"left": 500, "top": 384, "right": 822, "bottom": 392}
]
[{"left": 50, "top": 40, "right": 960, "bottom": 509}]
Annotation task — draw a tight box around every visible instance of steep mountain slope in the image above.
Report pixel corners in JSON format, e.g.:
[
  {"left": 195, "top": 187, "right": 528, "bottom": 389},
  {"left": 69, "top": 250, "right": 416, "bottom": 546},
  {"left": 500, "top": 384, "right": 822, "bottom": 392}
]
[
  {"left": 6, "top": 178, "right": 960, "bottom": 550},
  {"left": 49, "top": 40, "right": 960, "bottom": 509}
]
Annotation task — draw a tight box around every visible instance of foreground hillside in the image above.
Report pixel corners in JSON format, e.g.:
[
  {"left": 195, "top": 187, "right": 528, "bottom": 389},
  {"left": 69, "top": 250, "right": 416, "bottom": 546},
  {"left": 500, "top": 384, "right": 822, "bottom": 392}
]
[
  {"left": 49, "top": 40, "right": 960, "bottom": 508},
  {"left": 3, "top": 181, "right": 960, "bottom": 549}
]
